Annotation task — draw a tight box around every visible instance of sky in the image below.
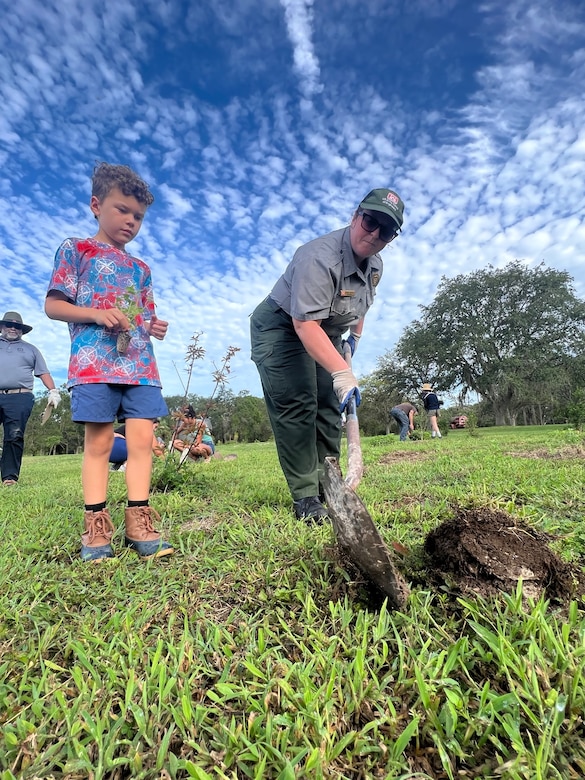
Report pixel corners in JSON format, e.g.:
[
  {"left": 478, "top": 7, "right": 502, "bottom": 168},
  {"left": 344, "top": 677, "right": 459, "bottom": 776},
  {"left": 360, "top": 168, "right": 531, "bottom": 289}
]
[{"left": 1, "top": 0, "right": 585, "bottom": 400}]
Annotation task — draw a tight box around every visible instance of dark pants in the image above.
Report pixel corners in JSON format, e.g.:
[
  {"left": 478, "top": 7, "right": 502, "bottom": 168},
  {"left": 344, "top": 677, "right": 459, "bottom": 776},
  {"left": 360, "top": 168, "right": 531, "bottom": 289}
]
[
  {"left": 250, "top": 299, "right": 341, "bottom": 500},
  {"left": 0, "top": 392, "right": 35, "bottom": 481},
  {"left": 109, "top": 436, "right": 128, "bottom": 464},
  {"left": 390, "top": 407, "right": 410, "bottom": 441}
]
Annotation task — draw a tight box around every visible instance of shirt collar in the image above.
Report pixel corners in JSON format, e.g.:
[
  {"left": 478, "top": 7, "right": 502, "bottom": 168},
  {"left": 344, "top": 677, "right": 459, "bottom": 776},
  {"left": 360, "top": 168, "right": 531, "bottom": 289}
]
[{"left": 341, "top": 227, "right": 381, "bottom": 280}]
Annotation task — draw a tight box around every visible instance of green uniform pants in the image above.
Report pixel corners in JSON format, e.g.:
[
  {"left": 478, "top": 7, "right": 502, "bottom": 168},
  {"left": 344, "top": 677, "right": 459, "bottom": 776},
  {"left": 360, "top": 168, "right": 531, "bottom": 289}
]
[{"left": 250, "top": 298, "right": 342, "bottom": 500}]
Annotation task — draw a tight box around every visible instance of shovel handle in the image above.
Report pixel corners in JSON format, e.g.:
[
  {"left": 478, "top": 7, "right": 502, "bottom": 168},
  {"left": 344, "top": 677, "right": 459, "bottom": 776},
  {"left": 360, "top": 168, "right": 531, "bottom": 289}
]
[
  {"left": 343, "top": 342, "right": 357, "bottom": 418},
  {"left": 342, "top": 340, "right": 353, "bottom": 366},
  {"left": 342, "top": 341, "right": 363, "bottom": 490}
]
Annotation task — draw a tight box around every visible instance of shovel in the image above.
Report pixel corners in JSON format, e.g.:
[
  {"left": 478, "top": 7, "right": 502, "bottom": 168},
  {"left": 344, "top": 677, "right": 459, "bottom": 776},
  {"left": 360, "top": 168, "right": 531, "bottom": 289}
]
[
  {"left": 41, "top": 404, "right": 53, "bottom": 425},
  {"left": 322, "top": 345, "right": 410, "bottom": 610}
]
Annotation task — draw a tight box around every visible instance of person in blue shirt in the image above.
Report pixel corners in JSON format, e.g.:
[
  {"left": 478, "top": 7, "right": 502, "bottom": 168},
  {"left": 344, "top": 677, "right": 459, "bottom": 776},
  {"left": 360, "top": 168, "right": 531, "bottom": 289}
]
[{"left": 421, "top": 383, "right": 442, "bottom": 438}]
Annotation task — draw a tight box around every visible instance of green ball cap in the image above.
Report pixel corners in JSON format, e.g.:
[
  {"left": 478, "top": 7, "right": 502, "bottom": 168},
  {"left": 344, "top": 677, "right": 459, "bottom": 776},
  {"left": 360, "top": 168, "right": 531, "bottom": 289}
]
[{"left": 359, "top": 189, "right": 405, "bottom": 228}]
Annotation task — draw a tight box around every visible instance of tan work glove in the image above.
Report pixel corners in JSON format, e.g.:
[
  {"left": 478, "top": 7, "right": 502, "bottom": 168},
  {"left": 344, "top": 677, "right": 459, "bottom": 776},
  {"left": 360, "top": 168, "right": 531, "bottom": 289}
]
[{"left": 331, "top": 368, "right": 361, "bottom": 412}]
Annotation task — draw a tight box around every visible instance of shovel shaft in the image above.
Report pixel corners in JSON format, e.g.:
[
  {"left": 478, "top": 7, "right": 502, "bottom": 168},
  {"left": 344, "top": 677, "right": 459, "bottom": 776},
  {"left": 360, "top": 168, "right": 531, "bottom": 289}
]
[
  {"left": 343, "top": 347, "right": 363, "bottom": 490},
  {"left": 322, "top": 345, "right": 410, "bottom": 611}
]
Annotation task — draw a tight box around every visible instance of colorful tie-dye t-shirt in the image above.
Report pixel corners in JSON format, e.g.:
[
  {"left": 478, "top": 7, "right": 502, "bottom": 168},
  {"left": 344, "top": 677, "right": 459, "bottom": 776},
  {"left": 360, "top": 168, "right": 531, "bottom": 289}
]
[{"left": 47, "top": 238, "right": 162, "bottom": 388}]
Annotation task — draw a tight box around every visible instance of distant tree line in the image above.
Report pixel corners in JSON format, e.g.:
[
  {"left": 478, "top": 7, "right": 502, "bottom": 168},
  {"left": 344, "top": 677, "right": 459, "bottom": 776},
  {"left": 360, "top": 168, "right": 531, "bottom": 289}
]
[
  {"left": 16, "top": 389, "right": 273, "bottom": 457},
  {"left": 8, "top": 260, "right": 585, "bottom": 456}
]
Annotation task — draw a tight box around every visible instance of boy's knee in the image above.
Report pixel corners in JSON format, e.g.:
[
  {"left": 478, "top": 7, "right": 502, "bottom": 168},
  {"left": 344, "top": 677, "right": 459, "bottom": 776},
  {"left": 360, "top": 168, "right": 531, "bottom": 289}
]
[{"left": 85, "top": 427, "right": 115, "bottom": 457}]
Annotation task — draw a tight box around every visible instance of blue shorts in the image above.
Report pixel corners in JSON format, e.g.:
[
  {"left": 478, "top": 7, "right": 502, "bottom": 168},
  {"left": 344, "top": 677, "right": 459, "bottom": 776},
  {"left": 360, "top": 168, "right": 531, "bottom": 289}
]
[{"left": 70, "top": 384, "right": 168, "bottom": 424}]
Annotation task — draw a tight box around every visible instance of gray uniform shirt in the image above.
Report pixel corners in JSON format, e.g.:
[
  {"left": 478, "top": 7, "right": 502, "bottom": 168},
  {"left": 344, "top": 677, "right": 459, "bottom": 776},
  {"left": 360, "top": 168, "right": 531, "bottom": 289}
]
[
  {"left": 0, "top": 337, "right": 49, "bottom": 390},
  {"left": 269, "top": 227, "right": 383, "bottom": 338}
]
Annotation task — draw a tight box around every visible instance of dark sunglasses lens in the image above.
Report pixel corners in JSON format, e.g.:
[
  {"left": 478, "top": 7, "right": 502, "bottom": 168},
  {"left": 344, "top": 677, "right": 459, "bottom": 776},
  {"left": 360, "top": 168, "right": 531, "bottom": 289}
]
[
  {"left": 361, "top": 213, "right": 378, "bottom": 232},
  {"left": 6, "top": 323, "right": 23, "bottom": 330},
  {"left": 380, "top": 223, "right": 399, "bottom": 241},
  {"left": 362, "top": 212, "right": 398, "bottom": 241}
]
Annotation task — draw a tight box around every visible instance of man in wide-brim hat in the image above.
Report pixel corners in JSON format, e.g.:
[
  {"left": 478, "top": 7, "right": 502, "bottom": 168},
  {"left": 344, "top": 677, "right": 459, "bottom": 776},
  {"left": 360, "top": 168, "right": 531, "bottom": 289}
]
[
  {"left": 0, "top": 311, "right": 61, "bottom": 485},
  {"left": 0, "top": 311, "right": 33, "bottom": 334},
  {"left": 420, "top": 381, "right": 442, "bottom": 438}
]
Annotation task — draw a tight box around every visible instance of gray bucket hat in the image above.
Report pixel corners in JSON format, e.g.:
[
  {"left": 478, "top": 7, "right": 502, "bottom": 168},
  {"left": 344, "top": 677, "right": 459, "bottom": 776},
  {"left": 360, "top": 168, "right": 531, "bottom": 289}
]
[{"left": 0, "top": 311, "right": 33, "bottom": 334}]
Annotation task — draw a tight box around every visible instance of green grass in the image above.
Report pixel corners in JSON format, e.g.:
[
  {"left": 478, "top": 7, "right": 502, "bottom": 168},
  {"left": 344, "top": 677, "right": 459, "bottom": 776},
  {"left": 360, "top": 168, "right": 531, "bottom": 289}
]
[{"left": 1, "top": 426, "right": 585, "bottom": 779}]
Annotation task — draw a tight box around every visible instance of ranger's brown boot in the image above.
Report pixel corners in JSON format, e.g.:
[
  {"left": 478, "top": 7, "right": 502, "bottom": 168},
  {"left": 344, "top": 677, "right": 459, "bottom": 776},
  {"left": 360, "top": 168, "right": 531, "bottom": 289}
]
[
  {"left": 124, "top": 506, "right": 174, "bottom": 559},
  {"left": 81, "top": 509, "right": 116, "bottom": 562}
]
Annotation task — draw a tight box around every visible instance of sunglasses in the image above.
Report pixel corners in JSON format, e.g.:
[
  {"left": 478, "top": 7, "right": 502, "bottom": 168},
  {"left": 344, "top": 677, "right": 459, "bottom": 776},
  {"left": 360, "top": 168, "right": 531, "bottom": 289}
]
[
  {"left": 359, "top": 210, "right": 400, "bottom": 242},
  {"left": 3, "top": 323, "right": 24, "bottom": 330}
]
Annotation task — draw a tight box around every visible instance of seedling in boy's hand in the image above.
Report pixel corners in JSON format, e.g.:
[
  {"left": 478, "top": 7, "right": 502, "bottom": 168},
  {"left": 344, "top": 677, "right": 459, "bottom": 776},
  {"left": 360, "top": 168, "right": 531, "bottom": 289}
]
[
  {"left": 115, "top": 286, "right": 143, "bottom": 354},
  {"left": 114, "top": 330, "right": 132, "bottom": 354}
]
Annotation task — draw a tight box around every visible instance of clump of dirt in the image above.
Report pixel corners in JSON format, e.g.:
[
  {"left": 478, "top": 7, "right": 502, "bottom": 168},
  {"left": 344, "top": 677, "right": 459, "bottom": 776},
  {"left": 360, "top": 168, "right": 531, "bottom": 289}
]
[{"left": 424, "top": 507, "right": 583, "bottom": 602}]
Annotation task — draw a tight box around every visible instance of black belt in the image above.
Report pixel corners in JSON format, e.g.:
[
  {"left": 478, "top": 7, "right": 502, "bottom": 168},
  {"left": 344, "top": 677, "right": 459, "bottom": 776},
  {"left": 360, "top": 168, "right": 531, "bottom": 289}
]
[
  {"left": 265, "top": 295, "right": 282, "bottom": 312},
  {"left": 0, "top": 388, "right": 32, "bottom": 394}
]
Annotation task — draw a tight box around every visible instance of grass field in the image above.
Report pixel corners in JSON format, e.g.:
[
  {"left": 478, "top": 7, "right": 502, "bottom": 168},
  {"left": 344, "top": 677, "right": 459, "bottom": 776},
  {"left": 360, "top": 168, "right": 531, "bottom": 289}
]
[{"left": 1, "top": 425, "right": 585, "bottom": 779}]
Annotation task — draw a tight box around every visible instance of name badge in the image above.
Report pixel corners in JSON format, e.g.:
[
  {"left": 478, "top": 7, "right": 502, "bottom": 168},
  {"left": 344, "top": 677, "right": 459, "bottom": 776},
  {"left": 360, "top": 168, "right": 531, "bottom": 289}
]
[{"left": 340, "top": 290, "right": 355, "bottom": 297}]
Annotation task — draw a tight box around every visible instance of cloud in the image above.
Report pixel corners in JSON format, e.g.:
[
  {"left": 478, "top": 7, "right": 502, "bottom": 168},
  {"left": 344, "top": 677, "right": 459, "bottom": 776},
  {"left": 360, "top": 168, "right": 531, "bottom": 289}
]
[
  {"left": 279, "top": 0, "right": 323, "bottom": 98},
  {"left": 0, "top": 0, "right": 584, "bottom": 402}
]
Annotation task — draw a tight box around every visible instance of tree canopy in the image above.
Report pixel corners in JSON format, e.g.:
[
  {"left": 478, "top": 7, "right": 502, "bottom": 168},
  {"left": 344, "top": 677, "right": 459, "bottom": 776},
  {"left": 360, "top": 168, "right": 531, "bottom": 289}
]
[{"left": 381, "top": 261, "right": 585, "bottom": 425}]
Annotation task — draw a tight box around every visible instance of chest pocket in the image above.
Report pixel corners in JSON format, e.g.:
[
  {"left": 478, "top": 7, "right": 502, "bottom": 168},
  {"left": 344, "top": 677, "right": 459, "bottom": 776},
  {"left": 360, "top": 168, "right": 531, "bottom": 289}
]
[
  {"left": 330, "top": 294, "right": 356, "bottom": 317},
  {"left": 326, "top": 291, "right": 366, "bottom": 337},
  {"left": 331, "top": 270, "right": 361, "bottom": 316},
  {"left": 326, "top": 262, "right": 377, "bottom": 334},
  {"left": 331, "top": 287, "right": 373, "bottom": 319}
]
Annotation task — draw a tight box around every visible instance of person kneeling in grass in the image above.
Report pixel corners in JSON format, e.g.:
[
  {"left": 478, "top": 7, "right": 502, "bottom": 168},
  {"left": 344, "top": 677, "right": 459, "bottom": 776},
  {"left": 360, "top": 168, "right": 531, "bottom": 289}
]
[{"left": 171, "top": 405, "right": 213, "bottom": 463}]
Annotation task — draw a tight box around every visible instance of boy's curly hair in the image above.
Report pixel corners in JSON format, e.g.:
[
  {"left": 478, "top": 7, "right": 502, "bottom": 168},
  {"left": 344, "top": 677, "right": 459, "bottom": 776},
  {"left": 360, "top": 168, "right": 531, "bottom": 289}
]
[{"left": 91, "top": 162, "right": 155, "bottom": 207}]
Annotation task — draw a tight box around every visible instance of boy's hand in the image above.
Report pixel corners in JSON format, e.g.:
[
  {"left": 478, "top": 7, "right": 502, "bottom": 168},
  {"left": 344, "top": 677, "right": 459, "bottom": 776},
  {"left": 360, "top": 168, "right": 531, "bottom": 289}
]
[
  {"left": 147, "top": 314, "right": 168, "bottom": 340},
  {"left": 94, "top": 308, "right": 132, "bottom": 331}
]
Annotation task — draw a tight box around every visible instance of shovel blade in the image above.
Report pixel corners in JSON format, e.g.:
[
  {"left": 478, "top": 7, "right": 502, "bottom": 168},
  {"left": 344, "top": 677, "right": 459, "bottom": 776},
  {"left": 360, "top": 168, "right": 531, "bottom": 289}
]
[{"left": 323, "top": 457, "right": 409, "bottom": 610}]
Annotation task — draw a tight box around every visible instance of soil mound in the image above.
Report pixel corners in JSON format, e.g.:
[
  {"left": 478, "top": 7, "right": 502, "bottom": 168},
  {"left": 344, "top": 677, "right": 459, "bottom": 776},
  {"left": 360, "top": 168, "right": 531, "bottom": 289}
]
[{"left": 424, "top": 507, "right": 581, "bottom": 602}]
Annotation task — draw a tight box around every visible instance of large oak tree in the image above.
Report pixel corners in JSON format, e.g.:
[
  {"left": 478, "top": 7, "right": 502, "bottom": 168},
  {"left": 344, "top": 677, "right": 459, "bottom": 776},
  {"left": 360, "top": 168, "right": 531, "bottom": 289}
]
[{"left": 390, "top": 261, "right": 585, "bottom": 425}]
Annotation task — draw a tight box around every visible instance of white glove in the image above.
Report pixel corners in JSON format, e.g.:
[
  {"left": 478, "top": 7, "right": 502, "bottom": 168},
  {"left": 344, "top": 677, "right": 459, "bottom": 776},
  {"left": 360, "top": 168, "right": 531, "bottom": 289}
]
[
  {"left": 331, "top": 368, "right": 361, "bottom": 411},
  {"left": 47, "top": 389, "right": 61, "bottom": 408}
]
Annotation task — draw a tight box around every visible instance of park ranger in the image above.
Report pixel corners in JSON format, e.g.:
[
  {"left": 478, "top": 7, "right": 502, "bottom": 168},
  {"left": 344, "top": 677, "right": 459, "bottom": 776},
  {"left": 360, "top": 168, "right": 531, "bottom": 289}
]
[{"left": 250, "top": 188, "right": 405, "bottom": 522}]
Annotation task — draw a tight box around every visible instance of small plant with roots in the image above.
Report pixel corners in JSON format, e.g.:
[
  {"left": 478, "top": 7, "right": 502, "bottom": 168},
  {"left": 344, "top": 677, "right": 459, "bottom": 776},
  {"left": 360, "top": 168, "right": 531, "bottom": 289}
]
[
  {"left": 114, "top": 286, "right": 143, "bottom": 354},
  {"left": 152, "top": 333, "right": 240, "bottom": 491}
]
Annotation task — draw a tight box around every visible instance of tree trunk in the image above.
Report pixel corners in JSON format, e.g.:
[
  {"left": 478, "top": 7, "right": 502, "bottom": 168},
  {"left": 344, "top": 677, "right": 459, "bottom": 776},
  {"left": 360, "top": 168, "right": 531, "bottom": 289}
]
[{"left": 494, "top": 405, "right": 507, "bottom": 426}]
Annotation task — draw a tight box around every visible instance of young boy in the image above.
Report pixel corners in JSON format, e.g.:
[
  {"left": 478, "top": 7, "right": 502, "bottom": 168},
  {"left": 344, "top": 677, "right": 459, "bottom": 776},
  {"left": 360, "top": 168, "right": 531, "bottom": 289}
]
[{"left": 45, "top": 162, "right": 174, "bottom": 562}]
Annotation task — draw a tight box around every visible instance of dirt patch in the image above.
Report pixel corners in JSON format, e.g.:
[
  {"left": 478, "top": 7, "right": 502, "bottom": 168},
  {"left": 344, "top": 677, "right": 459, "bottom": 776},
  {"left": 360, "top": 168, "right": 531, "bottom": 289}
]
[
  {"left": 181, "top": 516, "right": 219, "bottom": 532},
  {"left": 424, "top": 507, "right": 583, "bottom": 602},
  {"left": 379, "top": 450, "right": 430, "bottom": 465},
  {"left": 510, "top": 445, "right": 585, "bottom": 460}
]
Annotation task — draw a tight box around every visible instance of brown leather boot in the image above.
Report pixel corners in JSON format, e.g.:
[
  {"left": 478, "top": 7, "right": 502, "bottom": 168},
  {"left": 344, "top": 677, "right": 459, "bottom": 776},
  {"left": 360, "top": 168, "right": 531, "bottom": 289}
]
[
  {"left": 81, "top": 509, "right": 116, "bottom": 562},
  {"left": 124, "top": 506, "right": 174, "bottom": 559}
]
